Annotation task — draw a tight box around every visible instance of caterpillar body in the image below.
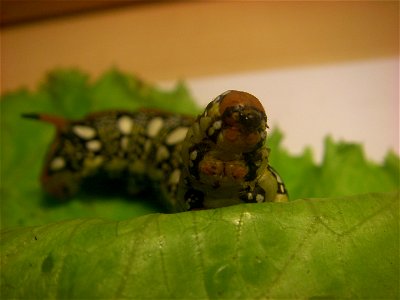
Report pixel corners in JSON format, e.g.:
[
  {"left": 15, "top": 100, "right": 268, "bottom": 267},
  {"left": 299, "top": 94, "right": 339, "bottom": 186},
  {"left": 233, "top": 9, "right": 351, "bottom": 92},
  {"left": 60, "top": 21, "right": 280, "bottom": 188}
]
[{"left": 24, "top": 90, "right": 288, "bottom": 212}]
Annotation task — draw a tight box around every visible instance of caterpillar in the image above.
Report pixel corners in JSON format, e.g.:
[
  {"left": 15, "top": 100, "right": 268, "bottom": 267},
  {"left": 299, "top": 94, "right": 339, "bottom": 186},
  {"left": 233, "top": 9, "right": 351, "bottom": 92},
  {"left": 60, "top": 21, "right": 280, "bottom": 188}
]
[{"left": 24, "top": 90, "right": 288, "bottom": 212}]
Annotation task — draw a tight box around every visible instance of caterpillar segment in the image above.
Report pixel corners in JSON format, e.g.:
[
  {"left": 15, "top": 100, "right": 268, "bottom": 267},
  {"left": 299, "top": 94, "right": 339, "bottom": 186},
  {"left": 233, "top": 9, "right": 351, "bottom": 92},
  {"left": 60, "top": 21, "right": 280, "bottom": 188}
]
[
  {"left": 24, "top": 90, "right": 288, "bottom": 212},
  {"left": 177, "top": 90, "right": 288, "bottom": 211},
  {"left": 23, "top": 110, "right": 194, "bottom": 211}
]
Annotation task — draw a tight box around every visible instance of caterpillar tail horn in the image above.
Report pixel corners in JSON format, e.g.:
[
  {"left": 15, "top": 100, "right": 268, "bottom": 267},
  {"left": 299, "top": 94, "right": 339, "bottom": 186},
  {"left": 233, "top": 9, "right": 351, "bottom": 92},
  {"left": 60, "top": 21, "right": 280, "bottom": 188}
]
[{"left": 22, "top": 113, "right": 69, "bottom": 129}]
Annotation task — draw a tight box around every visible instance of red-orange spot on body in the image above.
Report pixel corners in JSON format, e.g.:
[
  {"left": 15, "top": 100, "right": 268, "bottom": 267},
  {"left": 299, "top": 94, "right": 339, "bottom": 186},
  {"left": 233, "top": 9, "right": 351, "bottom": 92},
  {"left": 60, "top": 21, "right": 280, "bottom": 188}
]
[
  {"left": 224, "top": 128, "right": 240, "bottom": 142},
  {"left": 199, "top": 160, "right": 224, "bottom": 176},
  {"left": 225, "top": 163, "right": 248, "bottom": 180},
  {"left": 245, "top": 132, "right": 260, "bottom": 145},
  {"left": 222, "top": 128, "right": 261, "bottom": 151},
  {"left": 199, "top": 158, "right": 249, "bottom": 181}
]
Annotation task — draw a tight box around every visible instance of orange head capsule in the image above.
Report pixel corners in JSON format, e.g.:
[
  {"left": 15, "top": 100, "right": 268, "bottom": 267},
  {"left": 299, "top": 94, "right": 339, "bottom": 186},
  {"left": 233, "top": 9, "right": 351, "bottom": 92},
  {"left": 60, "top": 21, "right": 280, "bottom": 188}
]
[{"left": 217, "top": 91, "right": 268, "bottom": 153}]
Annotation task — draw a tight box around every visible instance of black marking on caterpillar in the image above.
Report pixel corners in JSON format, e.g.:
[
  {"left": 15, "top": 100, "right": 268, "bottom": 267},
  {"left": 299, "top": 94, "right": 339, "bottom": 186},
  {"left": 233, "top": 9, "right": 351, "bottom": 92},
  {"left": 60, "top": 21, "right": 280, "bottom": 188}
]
[
  {"left": 23, "top": 90, "right": 288, "bottom": 212},
  {"left": 184, "top": 188, "right": 205, "bottom": 210},
  {"left": 267, "top": 165, "right": 288, "bottom": 195},
  {"left": 239, "top": 184, "right": 267, "bottom": 203}
]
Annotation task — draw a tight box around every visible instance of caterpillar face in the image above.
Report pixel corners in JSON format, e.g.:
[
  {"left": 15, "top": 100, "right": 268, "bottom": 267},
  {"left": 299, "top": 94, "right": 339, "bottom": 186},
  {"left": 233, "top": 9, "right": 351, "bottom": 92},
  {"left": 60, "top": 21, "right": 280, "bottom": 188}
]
[
  {"left": 25, "top": 90, "right": 288, "bottom": 212},
  {"left": 217, "top": 90, "right": 268, "bottom": 153}
]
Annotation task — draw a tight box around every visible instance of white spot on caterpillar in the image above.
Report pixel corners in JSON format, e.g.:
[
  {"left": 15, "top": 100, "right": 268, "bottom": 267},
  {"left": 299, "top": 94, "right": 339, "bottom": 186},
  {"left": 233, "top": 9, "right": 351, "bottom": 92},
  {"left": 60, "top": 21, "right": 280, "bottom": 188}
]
[
  {"left": 213, "top": 120, "right": 222, "bottom": 130},
  {"left": 147, "top": 117, "right": 164, "bottom": 138},
  {"left": 208, "top": 121, "right": 222, "bottom": 136},
  {"left": 169, "top": 169, "right": 181, "bottom": 185},
  {"left": 86, "top": 140, "right": 102, "bottom": 152},
  {"left": 156, "top": 145, "right": 170, "bottom": 162},
  {"left": 256, "top": 194, "right": 264, "bottom": 203},
  {"left": 50, "top": 157, "right": 65, "bottom": 171},
  {"left": 275, "top": 173, "right": 283, "bottom": 183},
  {"left": 247, "top": 193, "right": 253, "bottom": 201},
  {"left": 118, "top": 116, "right": 134, "bottom": 135},
  {"left": 165, "top": 127, "right": 188, "bottom": 145},
  {"left": 73, "top": 125, "right": 96, "bottom": 140},
  {"left": 190, "top": 150, "right": 198, "bottom": 161}
]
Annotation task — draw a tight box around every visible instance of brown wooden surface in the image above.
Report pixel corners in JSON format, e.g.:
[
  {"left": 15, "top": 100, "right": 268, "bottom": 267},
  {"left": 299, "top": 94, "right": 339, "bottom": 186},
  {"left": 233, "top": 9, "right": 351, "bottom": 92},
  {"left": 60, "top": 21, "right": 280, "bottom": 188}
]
[
  {"left": 1, "top": 1, "right": 398, "bottom": 93},
  {"left": 0, "top": 0, "right": 136, "bottom": 26}
]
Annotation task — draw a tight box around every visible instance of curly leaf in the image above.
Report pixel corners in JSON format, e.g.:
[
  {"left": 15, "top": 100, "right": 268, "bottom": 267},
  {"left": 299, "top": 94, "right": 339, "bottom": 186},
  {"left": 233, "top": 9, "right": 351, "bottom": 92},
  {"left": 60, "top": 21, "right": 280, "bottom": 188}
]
[
  {"left": 1, "top": 192, "right": 398, "bottom": 299},
  {"left": 267, "top": 130, "right": 399, "bottom": 200}
]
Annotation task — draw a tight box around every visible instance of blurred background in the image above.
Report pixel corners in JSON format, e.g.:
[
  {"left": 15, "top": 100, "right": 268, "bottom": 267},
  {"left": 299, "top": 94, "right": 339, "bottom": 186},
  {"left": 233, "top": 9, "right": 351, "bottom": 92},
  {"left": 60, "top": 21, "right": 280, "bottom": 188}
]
[{"left": 1, "top": 1, "right": 399, "bottom": 162}]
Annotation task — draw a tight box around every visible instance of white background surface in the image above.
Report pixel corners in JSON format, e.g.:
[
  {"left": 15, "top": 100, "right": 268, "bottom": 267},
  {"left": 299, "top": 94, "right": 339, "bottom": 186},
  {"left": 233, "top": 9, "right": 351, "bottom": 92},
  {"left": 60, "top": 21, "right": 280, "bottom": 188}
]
[{"left": 161, "top": 58, "right": 399, "bottom": 163}]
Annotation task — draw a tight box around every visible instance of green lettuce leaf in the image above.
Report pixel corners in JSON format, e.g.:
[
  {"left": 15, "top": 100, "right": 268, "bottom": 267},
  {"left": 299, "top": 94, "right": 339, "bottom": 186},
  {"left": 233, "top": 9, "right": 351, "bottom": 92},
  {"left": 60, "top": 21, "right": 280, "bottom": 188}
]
[
  {"left": 267, "top": 131, "right": 399, "bottom": 200},
  {"left": 1, "top": 69, "right": 399, "bottom": 299},
  {"left": 1, "top": 192, "right": 398, "bottom": 299}
]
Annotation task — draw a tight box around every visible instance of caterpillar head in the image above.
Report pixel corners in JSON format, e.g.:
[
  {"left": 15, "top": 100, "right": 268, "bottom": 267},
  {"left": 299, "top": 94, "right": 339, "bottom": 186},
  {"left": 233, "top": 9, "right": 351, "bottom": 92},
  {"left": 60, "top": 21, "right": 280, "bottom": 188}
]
[{"left": 210, "top": 90, "right": 268, "bottom": 153}]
